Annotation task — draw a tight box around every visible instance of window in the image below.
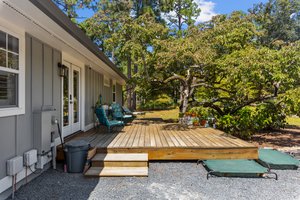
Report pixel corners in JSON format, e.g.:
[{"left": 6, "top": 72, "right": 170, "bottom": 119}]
[
  {"left": 104, "top": 76, "right": 110, "bottom": 87},
  {"left": 112, "top": 83, "right": 116, "bottom": 102},
  {"left": 0, "top": 26, "right": 25, "bottom": 117},
  {"left": 0, "top": 30, "right": 19, "bottom": 108}
]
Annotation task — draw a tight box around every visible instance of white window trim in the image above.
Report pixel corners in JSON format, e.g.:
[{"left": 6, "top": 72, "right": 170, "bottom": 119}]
[{"left": 0, "top": 24, "right": 25, "bottom": 117}]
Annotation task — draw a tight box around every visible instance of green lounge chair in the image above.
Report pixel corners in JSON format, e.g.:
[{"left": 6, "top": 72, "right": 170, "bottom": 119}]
[
  {"left": 111, "top": 103, "right": 133, "bottom": 124},
  {"left": 122, "top": 106, "right": 145, "bottom": 116},
  {"left": 199, "top": 159, "right": 277, "bottom": 180},
  {"left": 257, "top": 149, "right": 300, "bottom": 170},
  {"left": 95, "top": 106, "right": 124, "bottom": 133},
  {"left": 122, "top": 106, "right": 133, "bottom": 115}
]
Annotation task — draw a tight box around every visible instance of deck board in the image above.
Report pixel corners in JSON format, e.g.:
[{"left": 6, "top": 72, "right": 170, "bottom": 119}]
[{"left": 58, "top": 119, "right": 258, "bottom": 160}]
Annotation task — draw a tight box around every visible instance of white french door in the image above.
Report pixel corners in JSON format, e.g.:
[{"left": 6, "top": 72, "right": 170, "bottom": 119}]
[{"left": 62, "top": 61, "right": 81, "bottom": 137}]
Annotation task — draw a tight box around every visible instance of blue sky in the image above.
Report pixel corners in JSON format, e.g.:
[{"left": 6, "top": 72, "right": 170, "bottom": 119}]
[
  {"left": 194, "top": 0, "right": 268, "bottom": 22},
  {"left": 77, "top": 0, "right": 268, "bottom": 23},
  {"left": 213, "top": 0, "right": 268, "bottom": 14}
]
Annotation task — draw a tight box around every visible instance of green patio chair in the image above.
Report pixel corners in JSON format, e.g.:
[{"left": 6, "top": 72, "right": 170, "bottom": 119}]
[
  {"left": 95, "top": 106, "right": 124, "bottom": 133},
  {"left": 122, "top": 106, "right": 145, "bottom": 116},
  {"left": 122, "top": 106, "right": 133, "bottom": 115},
  {"left": 111, "top": 103, "right": 133, "bottom": 124}
]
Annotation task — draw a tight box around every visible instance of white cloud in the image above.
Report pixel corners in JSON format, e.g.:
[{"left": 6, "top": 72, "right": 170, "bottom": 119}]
[
  {"left": 194, "top": 0, "right": 218, "bottom": 23},
  {"left": 161, "top": 0, "right": 218, "bottom": 27}
]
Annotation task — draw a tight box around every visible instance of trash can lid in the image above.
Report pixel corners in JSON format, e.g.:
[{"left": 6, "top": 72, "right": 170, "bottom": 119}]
[{"left": 65, "top": 140, "right": 90, "bottom": 148}]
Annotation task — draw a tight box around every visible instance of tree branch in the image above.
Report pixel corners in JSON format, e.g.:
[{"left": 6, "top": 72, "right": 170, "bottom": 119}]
[
  {"left": 191, "top": 83, "right": 234, "bottom": 93},
  {"left": 164, "top": 73, "right": 186, "bottom": 85},
  {"left": 192, "top": 99, "right": 224, "bottom": 115},
  {"left": 229, "top": 94, "right": 275, "bottom": 115}
]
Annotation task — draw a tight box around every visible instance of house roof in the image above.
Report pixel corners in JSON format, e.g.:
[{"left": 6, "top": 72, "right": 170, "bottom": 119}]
[{"left": 28, "top": 0, "right": 127, "bottom": 81}]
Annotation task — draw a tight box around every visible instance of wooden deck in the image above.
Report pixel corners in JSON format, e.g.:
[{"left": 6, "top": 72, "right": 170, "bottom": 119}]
[{"left": 59, "top": 119, "right": 258, "bottom": 160}]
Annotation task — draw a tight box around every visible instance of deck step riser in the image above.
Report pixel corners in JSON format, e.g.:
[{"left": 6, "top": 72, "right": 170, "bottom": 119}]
[
  {"left": 92, "top": 161, "right": 148, "bottom": 167},
  {"left": 85, "top": 153, "right": 149, "bottom": 177},
  {"left": 85, "top": 167, "right": 148, "bottom": 177}
]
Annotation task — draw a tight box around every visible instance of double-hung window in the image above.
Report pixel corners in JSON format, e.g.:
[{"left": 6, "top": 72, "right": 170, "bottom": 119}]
[
  {"left": 0, "top": 30, "right": 18, "bottom": 107},
  {"left": 0, "top": 26, "right": 25, "bottom": 117},
  {"left": 112, "top": 83, "right": 116, "bottom": 102}
]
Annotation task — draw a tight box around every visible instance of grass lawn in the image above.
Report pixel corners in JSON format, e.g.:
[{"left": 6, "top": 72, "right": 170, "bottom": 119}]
[
  {"left": 286, "top": 116, "right": 300, "bottom": 127},
  {"left": 139, "top": 108, "right": 179, "bottom": 121},
  {"left": 139, "top": 109, "right": 300, "bottom": 128}
]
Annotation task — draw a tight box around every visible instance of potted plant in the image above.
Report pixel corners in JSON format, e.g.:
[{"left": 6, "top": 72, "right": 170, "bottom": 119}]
[
  {"left": 184, "top": 111, "right": 190, "bottom": 117},
  {"left": 200, "top": 118, "right": 207, "bottom": 126},
  {"left": 191, "top": 112, "right": 197, "bottom": 117},
  {"left": 192, "top": 118, "right": 199, "bottom": 126}
]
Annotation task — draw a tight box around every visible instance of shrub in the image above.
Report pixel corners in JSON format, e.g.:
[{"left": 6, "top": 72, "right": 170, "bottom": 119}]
[
  {"left": 284, "top": 88, "right": 300, "bottom": 116},
  {"left": 217, "top": 101, "right": 288, "bottom": 139},
  {"left": 139, "top": 95, "right": 175, "bottom": 110},
  {"left": 218, "top": 107, "right": 255, "bottom": 139}
]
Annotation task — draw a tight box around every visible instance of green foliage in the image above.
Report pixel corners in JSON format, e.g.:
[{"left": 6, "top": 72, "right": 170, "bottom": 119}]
[
  {"left": 188, "top": 106, "right": 210, "bottom": 118},
  {"left": 139, "top": 95, "right": 175, "bottom": 110},
  {"left": 207, "top": 11, "right": 258, "bottom": 55},
  {"left": 217, "top": 101, "right": 288, "bottom": 139},
  {"left": 194, "top": 14, "right": 300, "bottom": 117},
  {"left": 283, "top": 87, "right": 300, "bottom": 116},
  {"left": 163, "top": 0, "right": 201, "bottom": 36},
  {"left": 56, "top": 0, "right": 300, "bottom": 136},
  {"left": 249, "top": 0, "right": 300, "bottom": 46}
]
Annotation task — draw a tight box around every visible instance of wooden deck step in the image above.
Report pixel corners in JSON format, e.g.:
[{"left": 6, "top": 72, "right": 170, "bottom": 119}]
[
  {"left": 85, "top": 167, "right": 148, "bottom": 177},
  {"left": 92, "top": 153, "right": 148, "bottom": 167},
  {"left": 85, "top": 153, "right": 149, "bottom": 177}
]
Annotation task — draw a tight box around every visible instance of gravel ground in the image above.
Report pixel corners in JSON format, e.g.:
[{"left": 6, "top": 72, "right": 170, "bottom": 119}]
[{"left": 7, "top": 162, "right": 300, "bottom": 200}]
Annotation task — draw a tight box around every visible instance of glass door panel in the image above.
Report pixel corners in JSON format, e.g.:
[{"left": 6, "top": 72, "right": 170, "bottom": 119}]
[
  {"left": 63, "top": 67, "right": 69, "bottom": 127},
  {"left": 73, "top": 70, "right": 79, "bottom": 123},
  {"left": 62, "top": 61, "right": 81, "bottom": 137}
]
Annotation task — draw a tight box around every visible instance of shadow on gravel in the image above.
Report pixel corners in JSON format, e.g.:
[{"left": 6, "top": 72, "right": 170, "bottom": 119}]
[{"left": 6, "top": 163, "right": 100, "bottom": 200}]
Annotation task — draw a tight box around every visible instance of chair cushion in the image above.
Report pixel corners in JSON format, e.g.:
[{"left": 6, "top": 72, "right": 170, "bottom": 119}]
[
  {"left": 108, "top": 120, "right": 124, "bottom": 126},
  {"left": 123, "top": 114, "right": 133, "bottom": 119}
]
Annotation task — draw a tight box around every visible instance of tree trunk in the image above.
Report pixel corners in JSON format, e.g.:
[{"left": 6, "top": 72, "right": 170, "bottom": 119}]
[
  {"left": 126, "top": 57, "right": 132, "bottom": 109},
  {"left": 180, "top": 85, "right": 190, "bottom": 113},
  {"left": 181, "top": 95, "right": 189, "bottom": 113},
  {"left": 132, "top": 64, "right": 138, "bottom": 110},
  {"left": 179, "top": 84, "right": 184, "bottom": 112}
]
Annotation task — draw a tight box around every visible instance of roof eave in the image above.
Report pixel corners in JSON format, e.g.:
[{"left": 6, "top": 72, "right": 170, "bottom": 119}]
[{"left": 28, "top": 0, "right": 128, "bottom": 81}]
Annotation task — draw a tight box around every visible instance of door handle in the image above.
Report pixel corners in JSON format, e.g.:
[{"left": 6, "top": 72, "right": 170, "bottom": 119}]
[{"left": 69, "top": 94, "right": 73, "bottom": 104}]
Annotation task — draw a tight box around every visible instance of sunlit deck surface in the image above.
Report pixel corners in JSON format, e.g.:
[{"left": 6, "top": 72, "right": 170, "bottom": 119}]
[{"left": 62, "top": 119, "right": 258, "bottom": 160}]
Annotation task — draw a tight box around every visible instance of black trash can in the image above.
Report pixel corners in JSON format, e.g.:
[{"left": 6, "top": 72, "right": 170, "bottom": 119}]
[{"left": 64, "top": 140, "right": 90, "bottom": 173}]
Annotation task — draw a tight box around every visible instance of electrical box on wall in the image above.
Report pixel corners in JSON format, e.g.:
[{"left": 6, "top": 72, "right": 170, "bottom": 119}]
[
  {"left": 33, "top": 110, "right": 53, "bottom": 155},
  {"left": 24, "top": 149, "right": 38, "bottom": 166},
  {"left": 7, "top": 156, "right": 23, "bottom": 176}
]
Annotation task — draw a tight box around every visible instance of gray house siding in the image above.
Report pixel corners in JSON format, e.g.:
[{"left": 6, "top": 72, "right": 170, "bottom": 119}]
[
  {"left": 0, "top": 34, "right": 61, "bottom": 180},
  {"left": 85, "top": 66, "right": 104, "bottom": 126},
  {"left": 0, "top": 117, "right": 16, "bottom": 179},
  {"left": 103, "top": 79, "right": 112, "bottom": 104},
  {"left": 116, "top": 83, "right": 123, "bottom": 105},
  {"left": 84, "top": 66, "right": 123, "bottom": 127}
]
